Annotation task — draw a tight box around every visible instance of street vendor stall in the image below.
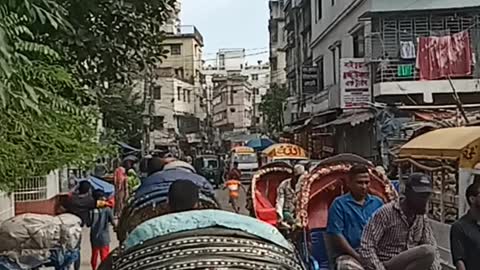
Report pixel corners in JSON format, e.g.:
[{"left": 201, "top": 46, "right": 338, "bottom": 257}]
[{"left": 397, "top": 126, "right": 480, "bottom": 267}]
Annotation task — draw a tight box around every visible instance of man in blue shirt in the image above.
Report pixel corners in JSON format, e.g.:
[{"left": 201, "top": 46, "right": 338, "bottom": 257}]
[{"left": 326, "top": 164, "right": 384, "bottom": 270}]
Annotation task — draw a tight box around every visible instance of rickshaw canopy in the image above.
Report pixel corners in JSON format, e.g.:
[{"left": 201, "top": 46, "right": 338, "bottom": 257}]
[
  {"left": 399, "top": 127, "right": 480, "bottom": 169},
  {"left": 262, "top": 143, "right": 308, "bottom": 160}
]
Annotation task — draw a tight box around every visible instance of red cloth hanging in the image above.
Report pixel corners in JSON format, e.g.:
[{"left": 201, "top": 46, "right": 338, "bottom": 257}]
[{"left": 417, "top": 31, "right": 472, "bottom": 80}]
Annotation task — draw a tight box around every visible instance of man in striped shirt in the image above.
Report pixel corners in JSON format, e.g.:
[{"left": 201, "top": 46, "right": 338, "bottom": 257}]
[{"left": 359, "top": 173, "right": 441, "bottom": 270}]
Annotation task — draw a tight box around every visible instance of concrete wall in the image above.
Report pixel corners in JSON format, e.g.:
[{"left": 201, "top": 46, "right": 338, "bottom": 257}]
[
  {"left": 153, "top": 77, "right": 196, "bottom": 132},
  {"left": 0, "top": 192, "right": 14, "bottom": 222},
  {"left": 310, "top": 0, "right": 371, "bottom": 109}
]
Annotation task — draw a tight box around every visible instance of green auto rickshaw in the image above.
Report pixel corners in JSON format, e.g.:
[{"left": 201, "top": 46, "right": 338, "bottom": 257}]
[{"left": 193, "top": 155, "right": 223, "bottom": 188}]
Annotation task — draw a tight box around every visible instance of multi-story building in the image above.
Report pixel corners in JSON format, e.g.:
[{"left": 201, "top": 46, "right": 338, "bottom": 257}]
[
  {"left": 203, "top": 49, "right": 270, "bottom": 133},
  {"left": 300, "top": 0, "right": 480, "bottom": 266},
  {"left": 147, "top": 25, "right": 206, "bottom": 153},
  {"left": 211, "top": 75, "right": 253, "bottom": 132},
  {"left": 269, "top": 0, "right": 287, "bottom": 87},
  {"left": 282, "top": 0, "right": 315, "bottom": 125}
]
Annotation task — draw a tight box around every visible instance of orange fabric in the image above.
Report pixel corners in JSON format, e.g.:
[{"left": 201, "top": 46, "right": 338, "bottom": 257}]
[{"left": 225, "top": 180, "right": 241, "bottom": 199}]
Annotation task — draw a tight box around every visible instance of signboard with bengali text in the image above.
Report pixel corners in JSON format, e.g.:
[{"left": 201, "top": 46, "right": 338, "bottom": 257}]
[{"left": 340, "top": 58, "right": 371, "bottom": 109}]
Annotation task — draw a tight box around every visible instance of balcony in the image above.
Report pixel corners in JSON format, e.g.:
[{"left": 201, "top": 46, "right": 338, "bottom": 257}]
[{"left": 372, "top": 60, "right": 479, "bottom": 101}]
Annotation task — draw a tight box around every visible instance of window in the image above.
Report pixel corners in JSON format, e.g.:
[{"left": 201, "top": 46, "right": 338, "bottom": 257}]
[
  {"left": 229, "top": 86, "right": 234, "bottom": 105},
  {"left": 153, "top": 116, "right": 164, "bottom": 129},
  {"left": 331, "top": 0, "right": 335, "bottom": 6},
  {"left": 175, "top": 68, "right": 184, "bottom": 78},
  {"left": 337, "top": 42, "right": 342, "bottom": 84},
  {"left": 230, "top": 108, "right": 236, "bottom": 113},
  {"left": 316, "top": 0, "right": 322, "bottom": 21},
  {"left": 317, "top": 58, "right": 324, "bottom": 91},
  {"left": 219, "top": 54, "right": 225, "bottom": 69},
  {"left": 272, "top": 57, "right": 278, "bottom": 71},
  {"left": 170, "top": 44, "right": 181, "bottom": 55},
  {"left": 153, "top": 85, "right": 161, "bottom": 100},
  {"left": 330, "top": 48, "right": 337, "bottom": 84},
  {"left": 187, "top": 90, "right": 191, "bottom": 103},
  {"left": 272, "top": 24, "right": 278, "bottom": 43},
  {"left": 251, "top": 74, "right": 259, "bottom": 80},
  {"left": 183, "top": 89, "right": 186, "bottom": 102},
  {"left": 177, "top": 87, "right": 182, "bottom": 100},
  {"left": 353, "top": 28, "right": 365, "bottom": 58}
]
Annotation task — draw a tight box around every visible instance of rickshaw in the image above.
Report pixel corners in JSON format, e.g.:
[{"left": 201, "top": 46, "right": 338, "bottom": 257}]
[
  {"left": 296, "top": 153, "right": 398, "bottom": 269},
  {"left": 262, "top": 143, "right": 309, "bottom": 165},
  {"left": 193, "top": 154, "right": 223, "bottom": 187},
  {"left": 113, "top": 210, "right": 307, "bottom": 270},
  {"left": 116, "top": 164, "right": 220, "bottom": 243},
  {"left": 247, "top": 161, "right": 293, "bottom": 226},
  {"left": 396, "top": 127, "right": 480, "bottom": 268}
]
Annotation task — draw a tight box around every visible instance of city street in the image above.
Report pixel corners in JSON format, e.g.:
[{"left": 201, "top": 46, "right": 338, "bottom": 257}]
[{"left": 79, "top": 188, "right": 249, "bottom": 269}]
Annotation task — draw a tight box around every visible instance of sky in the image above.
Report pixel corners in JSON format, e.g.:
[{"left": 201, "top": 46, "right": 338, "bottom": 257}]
[{"left": 180, "top": 0, "right": 270, "bottom": 64}]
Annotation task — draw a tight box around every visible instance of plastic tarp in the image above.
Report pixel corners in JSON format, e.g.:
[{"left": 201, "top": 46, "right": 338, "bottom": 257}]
[
  {"left": 88, "top": 176, "right": 115, "bottom": 197},
  {"left": 0, "top": 214, "right": 81, "bottom": 269},
  {"left": 124, "top": 210, "right": 290, "bottom": 251}
]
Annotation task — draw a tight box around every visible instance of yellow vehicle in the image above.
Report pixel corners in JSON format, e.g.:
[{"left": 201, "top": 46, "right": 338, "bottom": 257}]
[
  {"left": 397, "top": 126, "right": 480, "bottom": 268},
  {"left": 262, "top": 143, "right": 308, "bottom": 165}
]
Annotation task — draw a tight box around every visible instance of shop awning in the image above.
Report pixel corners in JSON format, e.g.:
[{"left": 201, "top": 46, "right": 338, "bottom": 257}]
[
  {"left": 313, "top": 111, "right": 374, "bottom": 130},
  {"left": 399, "top": 127, "right": 480, "bottom": 160},
  {"left": 292, "top": 110, "right": 337, "bottom": 131}
]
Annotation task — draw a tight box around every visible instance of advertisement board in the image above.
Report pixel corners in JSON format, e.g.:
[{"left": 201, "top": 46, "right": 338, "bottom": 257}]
[{"left": 340, "top": 58, "right": 370, "bottom": 109}]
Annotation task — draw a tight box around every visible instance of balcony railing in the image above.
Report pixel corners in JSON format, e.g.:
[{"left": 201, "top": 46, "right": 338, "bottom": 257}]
[{"left": 373, "top": 60, "right": 475, "bottom": 84}]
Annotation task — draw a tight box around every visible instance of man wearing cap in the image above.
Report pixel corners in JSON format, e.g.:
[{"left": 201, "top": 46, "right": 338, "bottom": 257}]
[
  {"left": 359, "top": 173, "right": 441, "bottom": 270},
  {"left": 326, "top": 164, "right": 384, "bottom": 270},
  {"left": 276, "top": 164, "right": 305, "bottom": 226}
]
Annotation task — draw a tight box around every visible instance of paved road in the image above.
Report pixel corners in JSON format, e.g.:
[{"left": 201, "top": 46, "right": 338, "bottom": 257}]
[{"left": 79, "top": 188, "right": 249, "bottom": 269}]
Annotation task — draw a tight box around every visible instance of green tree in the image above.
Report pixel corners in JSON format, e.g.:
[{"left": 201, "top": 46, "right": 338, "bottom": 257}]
[
  {"left": 0, "top": 0, "right": 104, "bottom": 190},
  {"left": 259, "top": 84, "right": 289, "bottom": 135},
  {"left": 45, "top": 0, "right": 175, "bottom": 146}
]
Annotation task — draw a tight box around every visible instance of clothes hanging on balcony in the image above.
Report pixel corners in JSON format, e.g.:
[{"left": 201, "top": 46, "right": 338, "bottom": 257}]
[
  {"left": 417, "top": 31, "right": 472, "bottom": 80},
  {"left": 400, "top": 41, "right": 416, "bottom": 59}
]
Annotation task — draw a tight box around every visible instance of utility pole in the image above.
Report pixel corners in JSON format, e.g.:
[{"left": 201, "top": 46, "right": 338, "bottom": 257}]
[{"left": 142, "top": 67, "right": 154, "bottom": 156}]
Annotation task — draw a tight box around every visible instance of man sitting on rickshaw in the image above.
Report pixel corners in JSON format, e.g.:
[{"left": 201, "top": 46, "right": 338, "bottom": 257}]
[
  {"left": 276, "top": 164, "right": 305, "bottom": 227},
  {"left": 325, "top": 164, "right": 384, "bottom": 270}
]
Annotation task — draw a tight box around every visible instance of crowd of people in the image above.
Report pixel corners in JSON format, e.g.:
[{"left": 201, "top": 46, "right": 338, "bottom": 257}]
[
  {"left": 63, "top": 152, "right": 480, "bottom": 270},
  {"left": 273, "top": 162, "right": 479, "bottom": 270}
]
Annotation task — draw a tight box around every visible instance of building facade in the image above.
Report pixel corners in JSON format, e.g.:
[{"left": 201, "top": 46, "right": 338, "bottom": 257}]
[
  {"left": 269, "top": 0, "right": 287, "bottom": 88},
  {"left": 211, "top": 75, "right": 253, "bottom": 132},
  {"left": 203, "top": 49, "right": 270, "bottom": 134},
  {"left": 144, "top": 25, "right": 206, "bottom": 153}
]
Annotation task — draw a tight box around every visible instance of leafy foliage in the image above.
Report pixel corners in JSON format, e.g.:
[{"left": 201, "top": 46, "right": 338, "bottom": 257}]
[
  {"left": 45, "top": 0, "right": 175, "bottom": 146},
  {"left": 259, "top": 84, "right": 289, "bottom": 135},
  {"left": 99, "top": 83, "right": 144, "bottom": 148},
  {"left": 0, "top": 0, "right": 104, "bottom": 190}
]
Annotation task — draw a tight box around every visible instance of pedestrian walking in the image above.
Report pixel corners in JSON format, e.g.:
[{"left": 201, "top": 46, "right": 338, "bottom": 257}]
[
  {"left": 450, "top": 181, "right": 480, "bottom": 270},
  {"left": 114, "top": 158, "right": 133, "bottom": 217},
  {"left": 359, "top": 173, "right": 441, "bottom": 270},
  {"left": 89, "top": 190, "right": 116, "bottom": 270}
]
